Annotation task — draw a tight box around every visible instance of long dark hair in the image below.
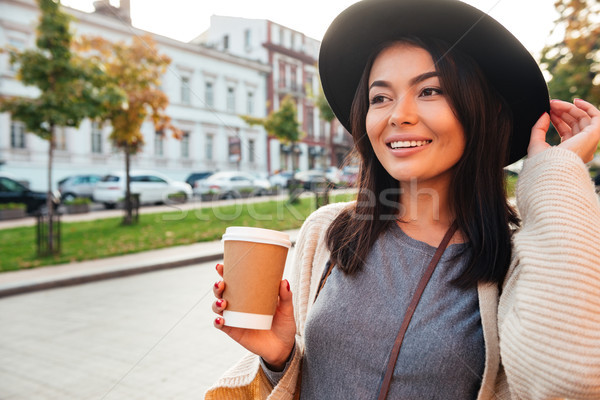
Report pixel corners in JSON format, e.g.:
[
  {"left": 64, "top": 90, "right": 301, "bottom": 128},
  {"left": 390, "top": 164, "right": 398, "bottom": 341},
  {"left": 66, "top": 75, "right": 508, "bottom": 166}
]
[{"left": 326, "top": 37, "right": 519, "bottom": 287}]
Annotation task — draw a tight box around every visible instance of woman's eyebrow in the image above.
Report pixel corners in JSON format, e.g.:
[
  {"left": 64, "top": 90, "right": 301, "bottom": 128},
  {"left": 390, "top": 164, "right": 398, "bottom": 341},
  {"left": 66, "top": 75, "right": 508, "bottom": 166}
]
[
  {"left": 410, "top": 71, "right": 439, "bottom": 85},
  {"left": 369, "top": 80, "right": 391, "bottom": 90},
  {"left": 369, "top": 71, "right": 440, "bottom": 91}
]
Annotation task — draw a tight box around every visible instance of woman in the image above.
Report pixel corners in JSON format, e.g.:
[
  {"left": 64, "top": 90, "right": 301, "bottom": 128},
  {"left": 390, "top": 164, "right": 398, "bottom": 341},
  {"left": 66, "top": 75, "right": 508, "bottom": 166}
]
[{"left": 207, "top": 0, "right": 600, "bottom": 398}]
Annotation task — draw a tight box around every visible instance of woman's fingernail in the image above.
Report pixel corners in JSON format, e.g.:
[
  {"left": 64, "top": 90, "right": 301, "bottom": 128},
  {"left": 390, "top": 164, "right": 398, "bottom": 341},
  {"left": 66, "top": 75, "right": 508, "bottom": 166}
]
[
  {"left": 216, "top": 299, "right": 224, "bottom": 308},
  {"left": 215, "top": 317, "right": 223, "bottom": 325},
  {"left": 286, "top": 280, "right": 290, "bottom": 292},
  {"left": 214, "top": 281, "right": 220, "bottom": 289},
  {"left": 215, "top": 263, "right": 220, "bottom": 271}
]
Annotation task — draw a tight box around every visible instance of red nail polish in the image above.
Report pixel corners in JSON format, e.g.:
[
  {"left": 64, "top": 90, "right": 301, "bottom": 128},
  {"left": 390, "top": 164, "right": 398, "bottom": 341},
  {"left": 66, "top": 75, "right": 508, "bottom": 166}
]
[
  {"left": 286, "top": 280, "right": 290, "bottom": 292},
  {"left": 216, "top": 299, "right": 224, "bottom": 308},
  {"left": 214, "top": 281, "right": 220, "bottom": 289},
  {"left": 215, "top": 263, "right": 220, "bottom": 271},
  {"left": 215, "top": 317, "right": 223, "bottom": 325}
]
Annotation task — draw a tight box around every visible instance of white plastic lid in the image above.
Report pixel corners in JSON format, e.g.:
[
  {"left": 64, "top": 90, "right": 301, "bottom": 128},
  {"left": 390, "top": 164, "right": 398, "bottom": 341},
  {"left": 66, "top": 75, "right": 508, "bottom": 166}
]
[{"left": 222, "top": 226, "right": 291, "bottom": 248}]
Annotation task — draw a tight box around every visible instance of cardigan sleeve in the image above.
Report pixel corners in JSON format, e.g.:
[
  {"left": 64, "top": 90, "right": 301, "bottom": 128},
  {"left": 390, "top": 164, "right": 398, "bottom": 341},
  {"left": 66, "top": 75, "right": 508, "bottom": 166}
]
[{"left": 498, "top": 147, "right": 600, "bottom": 399}]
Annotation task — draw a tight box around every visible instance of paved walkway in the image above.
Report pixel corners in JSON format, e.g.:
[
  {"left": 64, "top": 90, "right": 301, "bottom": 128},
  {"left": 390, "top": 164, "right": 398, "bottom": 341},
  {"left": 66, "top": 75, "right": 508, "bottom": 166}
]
[
  {"left": 0, "top": 228, "right": 300, "bottom": 298},
  {"left": 0, "top": 258, "right": 256, "bottom": 399}
]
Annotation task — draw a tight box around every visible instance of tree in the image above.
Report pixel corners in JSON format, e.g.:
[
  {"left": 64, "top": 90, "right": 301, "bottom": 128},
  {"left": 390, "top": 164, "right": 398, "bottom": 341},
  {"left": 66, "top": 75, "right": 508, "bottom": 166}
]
[
  {"left": 76, "top": 34, "right": 181, "bottom": 225},
  {"left": 242, "top": 95, "right": 304, "bottom": 170},
  {"left": 0, "top": 0, "right": 121, "bottom": 254},
  {"left": 541, "top": 0, "right": 600, "bottom": 105}
]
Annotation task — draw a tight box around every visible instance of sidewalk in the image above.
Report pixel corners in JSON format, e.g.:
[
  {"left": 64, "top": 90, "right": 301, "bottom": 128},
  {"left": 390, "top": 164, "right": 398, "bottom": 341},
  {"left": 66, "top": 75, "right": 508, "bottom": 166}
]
[{"left": 0, "top": 228, "right": 301, "bottom": 299}]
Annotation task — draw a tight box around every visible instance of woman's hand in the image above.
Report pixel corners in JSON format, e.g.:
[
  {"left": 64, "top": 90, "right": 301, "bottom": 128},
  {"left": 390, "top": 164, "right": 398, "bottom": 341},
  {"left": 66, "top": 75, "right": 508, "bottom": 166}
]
[
  {"left": 528, "top": 98, "right": 600, "bottom": 162},
  {"left": 212, "top": 263, "right": 297, "bottom": 369}
]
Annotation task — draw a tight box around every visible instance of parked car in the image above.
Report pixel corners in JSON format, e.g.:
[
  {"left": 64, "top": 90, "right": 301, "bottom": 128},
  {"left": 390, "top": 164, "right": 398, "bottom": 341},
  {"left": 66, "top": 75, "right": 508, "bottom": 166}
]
[
  {"left": 194, "top": 171, "right": 271, "bottom": 199},
  {"left": 340, "top": 165, "right": 359, "bottom": 187},
  {"left": 58, "top": 174, "right": 102, "bottom": 202},
  {"left": 324, "top": 166, "right": 342, "bottom": 186},
  {"left": 294, "top": 169, "right": 332, "bottom": 191},
  {"left": 248, "top": 172, "right": 272, "bottom": 191},
  {"left": 185, "top": 171, "right": 214, "bottom": 187},
  {"left": 269, "top": 170, "right": 294, "bottom": 189},
  {"left": 93, "top": 170, "right": 192, "bottom": 209},
  {"left": 0, "top": 173, "right": 60, "bottom": 214}
]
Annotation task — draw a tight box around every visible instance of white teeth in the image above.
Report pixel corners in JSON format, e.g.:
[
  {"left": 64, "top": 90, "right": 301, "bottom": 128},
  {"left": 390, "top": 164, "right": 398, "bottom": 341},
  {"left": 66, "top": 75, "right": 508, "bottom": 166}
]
[{"left": 389, "top": 140, "right": 431, "bottom": 149}]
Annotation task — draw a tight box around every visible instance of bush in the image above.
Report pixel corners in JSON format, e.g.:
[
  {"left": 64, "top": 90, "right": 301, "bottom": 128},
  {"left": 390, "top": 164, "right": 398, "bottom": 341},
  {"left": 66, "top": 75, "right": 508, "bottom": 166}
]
[
  {"left": 0, "top": 203, "right": 26, "bottom": 211},
  {"left": 63, "top": 197, "right": 91, "bottom": 206}
]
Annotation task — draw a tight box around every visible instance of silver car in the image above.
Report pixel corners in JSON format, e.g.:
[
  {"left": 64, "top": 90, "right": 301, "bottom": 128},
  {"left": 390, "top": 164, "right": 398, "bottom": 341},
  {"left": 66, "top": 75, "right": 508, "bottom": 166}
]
[
  {"left": 193, "top": 171, "right": 271, "bottom": 199},
  {"left": 58, "top": 174, "right": 102, "bottom": 202}
]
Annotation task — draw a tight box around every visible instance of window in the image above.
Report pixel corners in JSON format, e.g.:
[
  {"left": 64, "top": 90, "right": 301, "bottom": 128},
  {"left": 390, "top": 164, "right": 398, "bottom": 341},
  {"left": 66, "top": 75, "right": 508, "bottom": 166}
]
[
  {"left": 181, "top": 131, "right": 190, "bottom": 158},
  {"left": 155, "top": 131, "right": 164, "bottom": 156},
  {"left": 244, "top": 29, "right": 251, "bottom": 49},
  {"left": 306, "top": 107, "right": 314, "bottom": 137},
  {"left": 0, "top": 177, "right": 27, "bottom": 192},
  {"left": 10, "top": 122, "right": 26, "bottom": 149},
  {"left": 91, "top": 122, "right": 102, "bottom": 154},
  {"left": 205, "top": 134, "right": 214, "bottom": 161},
  {"left": 248, "top": 139, "right": 255, "bottom": 163},
  {"left": 181, "top": 76, "right": 191, "bottom": 105},
  {"left": 205, "top": 82, "right": 214, "bottom": 107},
  {"left": 8, "top": 37, "right": 25, "bottom": 72},
  {"left": 223, "top": 35, "right": 229, "bottom": 50},
  {"left": 279, "top": 62, "right": 286, "bottom": 88},
  {"left": 226, "top": 87, "right": 236, "bottom": 113},
  {"left": 247, "top": 92, "right": 254, "bottom": 115},
  {"left": 55, "top": 127, "right": 67, "bottom": 151},
  {"left": 305, "top": 73, "right": 313, "bottom": 91},
  {"left": 291, "top": 67, "right": 297, "bottom": 91}
]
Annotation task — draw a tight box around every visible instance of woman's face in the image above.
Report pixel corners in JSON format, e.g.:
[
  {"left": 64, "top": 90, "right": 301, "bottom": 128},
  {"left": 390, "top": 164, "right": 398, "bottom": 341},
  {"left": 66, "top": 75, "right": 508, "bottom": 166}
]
[{"left": 366, "top": 43, "right": 465, "bottom": 188}]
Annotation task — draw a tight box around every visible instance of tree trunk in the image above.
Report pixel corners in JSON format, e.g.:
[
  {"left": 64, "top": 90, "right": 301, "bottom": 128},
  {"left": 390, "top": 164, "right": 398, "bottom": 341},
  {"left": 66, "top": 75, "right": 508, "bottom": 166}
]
[
  {"left": 47, "top": 124, "right": 55, "bottom": 253},
  {"left": 123, "top": 144, "right": 132, "bottom": 225}
]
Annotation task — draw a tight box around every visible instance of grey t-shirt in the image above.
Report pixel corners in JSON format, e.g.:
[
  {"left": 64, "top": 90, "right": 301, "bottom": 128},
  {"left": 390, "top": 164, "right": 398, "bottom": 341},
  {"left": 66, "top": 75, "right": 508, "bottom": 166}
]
[{"left": 264, "top": 223, "right": 485, "bottom": 399}]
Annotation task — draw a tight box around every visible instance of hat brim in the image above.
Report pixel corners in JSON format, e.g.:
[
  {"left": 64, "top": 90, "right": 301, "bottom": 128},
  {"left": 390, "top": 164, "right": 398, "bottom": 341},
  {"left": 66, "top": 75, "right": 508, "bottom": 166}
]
[{"left": 319, "top": 0, "right": 550, "bottom": 165}]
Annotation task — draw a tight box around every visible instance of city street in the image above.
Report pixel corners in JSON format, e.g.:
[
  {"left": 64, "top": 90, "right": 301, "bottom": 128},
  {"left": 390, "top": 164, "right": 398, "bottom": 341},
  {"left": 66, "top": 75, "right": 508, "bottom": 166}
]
[{"left": 0, "top": 251, "right": 295, "bottom": 399}]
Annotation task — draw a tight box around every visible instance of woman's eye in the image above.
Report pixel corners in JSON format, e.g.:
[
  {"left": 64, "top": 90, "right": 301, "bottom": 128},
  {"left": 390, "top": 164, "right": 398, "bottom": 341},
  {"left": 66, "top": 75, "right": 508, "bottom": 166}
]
[
  {"left": 369, "top": 95, "right": 386, "bottom": 105},
  {"left": 420, "top": 87, "right": 443, "bottom": 97}
]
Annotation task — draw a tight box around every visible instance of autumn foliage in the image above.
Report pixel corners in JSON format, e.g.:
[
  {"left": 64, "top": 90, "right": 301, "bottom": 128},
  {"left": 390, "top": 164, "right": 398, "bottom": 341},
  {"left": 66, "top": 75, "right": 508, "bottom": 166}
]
[
  {"left": 75, "top": 34, "right": 181, "bottom": 152},
  {"left": 541, "top": 0, "right": 600, "bottom": 106}
]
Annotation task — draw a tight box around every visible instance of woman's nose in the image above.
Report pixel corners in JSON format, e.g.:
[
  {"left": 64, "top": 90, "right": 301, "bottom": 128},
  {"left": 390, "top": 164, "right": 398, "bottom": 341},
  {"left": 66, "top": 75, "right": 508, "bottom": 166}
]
[{"left": 389, "top": 94, "right": 418, "bottom": 127}]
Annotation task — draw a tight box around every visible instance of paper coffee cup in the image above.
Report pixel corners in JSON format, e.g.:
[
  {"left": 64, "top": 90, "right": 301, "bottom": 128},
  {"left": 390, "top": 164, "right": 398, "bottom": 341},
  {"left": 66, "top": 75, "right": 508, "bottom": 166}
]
[{"left": 221, "top": 227, "right": 291, "bottom": 330}]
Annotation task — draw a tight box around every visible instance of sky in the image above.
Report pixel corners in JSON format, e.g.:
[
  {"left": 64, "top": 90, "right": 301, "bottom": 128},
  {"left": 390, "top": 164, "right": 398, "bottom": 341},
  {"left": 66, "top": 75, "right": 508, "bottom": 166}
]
[{"left": 61, "top": 0, "right": 561, "bottom": 58}]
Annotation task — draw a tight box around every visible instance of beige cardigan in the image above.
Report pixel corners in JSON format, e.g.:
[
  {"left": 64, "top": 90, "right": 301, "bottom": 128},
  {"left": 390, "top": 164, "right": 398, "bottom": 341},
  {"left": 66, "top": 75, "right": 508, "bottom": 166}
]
[{"left": 206, "top": 148, "right": 600, "bottom": 400}]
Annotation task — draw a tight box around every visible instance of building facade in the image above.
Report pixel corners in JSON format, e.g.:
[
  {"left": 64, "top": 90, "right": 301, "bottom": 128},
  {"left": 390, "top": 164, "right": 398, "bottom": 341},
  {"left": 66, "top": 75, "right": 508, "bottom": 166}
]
[
  {"left": 0, "top": 0, "right": 270, "bottom": 191},
  {"left": 197, "top": 16, "right": 353, "bottom": 173}
]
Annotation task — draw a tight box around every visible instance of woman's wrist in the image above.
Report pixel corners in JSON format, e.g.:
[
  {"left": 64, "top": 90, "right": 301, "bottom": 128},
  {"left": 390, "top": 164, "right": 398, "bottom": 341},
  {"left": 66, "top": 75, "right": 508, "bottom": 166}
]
[{"left": 262, "top": 342, "right": 296, "bottom": 372}]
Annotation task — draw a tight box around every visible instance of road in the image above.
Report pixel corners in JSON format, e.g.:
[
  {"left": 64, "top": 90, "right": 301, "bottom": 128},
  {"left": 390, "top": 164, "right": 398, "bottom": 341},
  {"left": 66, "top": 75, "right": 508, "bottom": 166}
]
[{"left": 0, "top": 252, "right": 295, "bottom": 399}]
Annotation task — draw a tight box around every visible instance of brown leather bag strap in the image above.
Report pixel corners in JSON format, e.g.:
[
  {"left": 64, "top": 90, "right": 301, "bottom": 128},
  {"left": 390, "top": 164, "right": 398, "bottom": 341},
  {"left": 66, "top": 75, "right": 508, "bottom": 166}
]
[
  {"left": 377, "top": 221, "right": 458, "bottom": 400},
  {"left": 314, "top": 260, "right": 335, "bottom": 302}
]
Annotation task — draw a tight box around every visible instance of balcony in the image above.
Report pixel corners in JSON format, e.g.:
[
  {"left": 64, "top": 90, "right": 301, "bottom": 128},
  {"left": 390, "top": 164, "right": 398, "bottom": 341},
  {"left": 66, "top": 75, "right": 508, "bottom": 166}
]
[{"left": 275, "top": 80, "right": 305, "bottom": 96}]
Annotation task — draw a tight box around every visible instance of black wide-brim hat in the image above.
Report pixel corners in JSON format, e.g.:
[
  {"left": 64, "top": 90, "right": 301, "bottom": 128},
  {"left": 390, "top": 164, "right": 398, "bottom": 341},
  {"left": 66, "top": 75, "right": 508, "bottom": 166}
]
[{"left": 319, "top": 0, "right": 550, "bottom": 165}]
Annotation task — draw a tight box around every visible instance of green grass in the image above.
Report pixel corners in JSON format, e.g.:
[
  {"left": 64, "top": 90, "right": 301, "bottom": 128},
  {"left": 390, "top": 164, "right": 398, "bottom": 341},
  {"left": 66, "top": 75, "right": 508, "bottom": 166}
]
[
  {"left": 506, "top": 174, "right": 518, "bottom": 198},
  {"left": 0, "top": 193, "right": 356, "bottom": 272}
]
